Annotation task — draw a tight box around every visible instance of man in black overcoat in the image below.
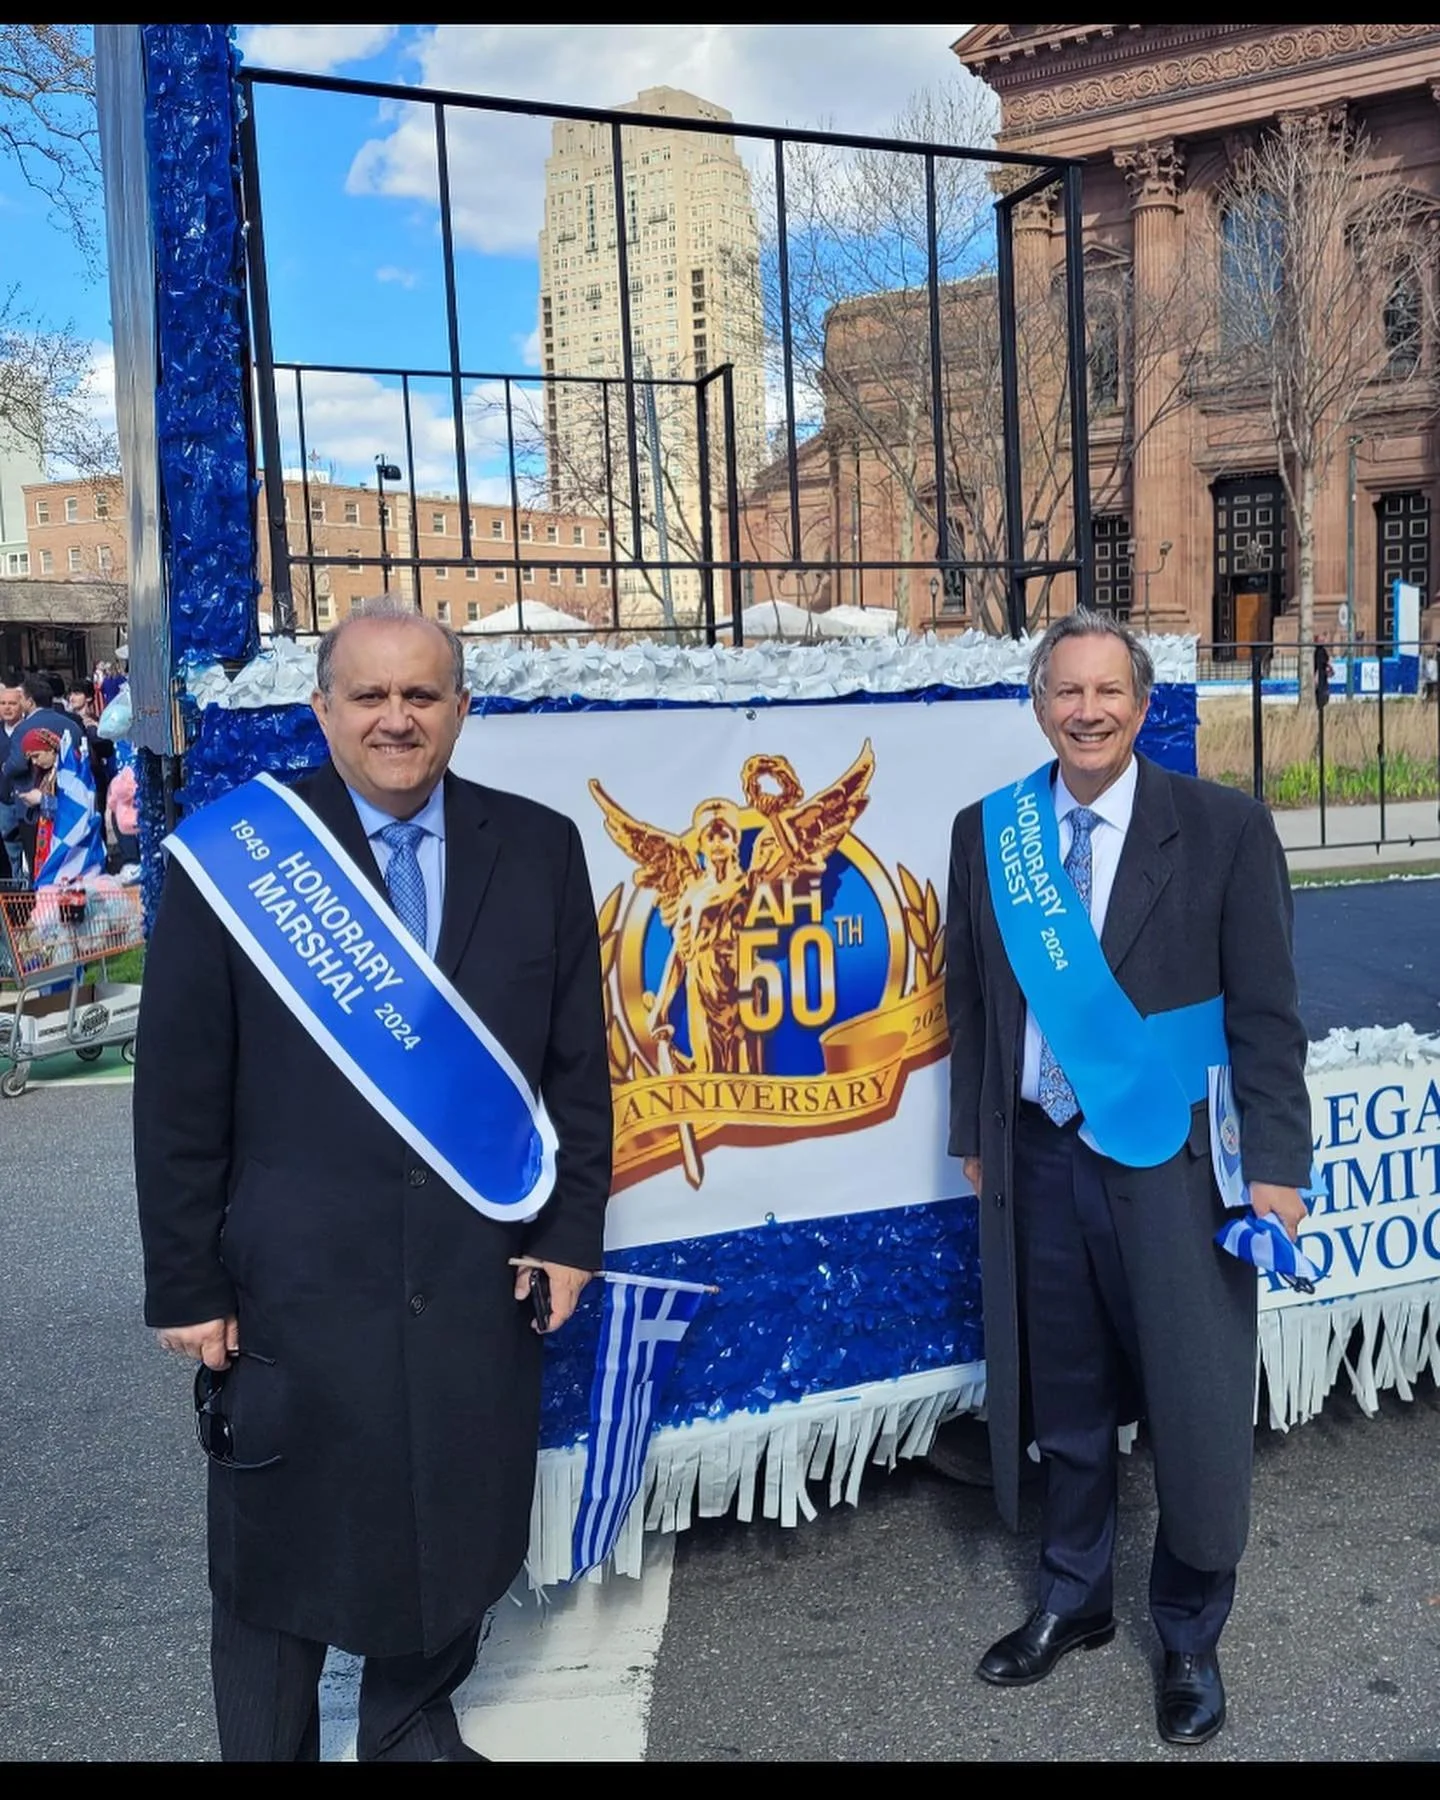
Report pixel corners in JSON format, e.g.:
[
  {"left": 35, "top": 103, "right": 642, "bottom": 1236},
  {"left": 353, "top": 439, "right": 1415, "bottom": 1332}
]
[
  {"left": 133, "top": 603, "right": 612, "bottom": 1761},
  {"left": 945, "top": 610, "right": 1311, "bottom": 1747}
]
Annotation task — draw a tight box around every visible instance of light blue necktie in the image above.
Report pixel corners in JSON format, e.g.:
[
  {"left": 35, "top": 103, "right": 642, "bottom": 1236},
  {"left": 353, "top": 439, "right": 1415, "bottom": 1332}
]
[
  {"left": 379, "top": 820, "right": 427, "bottom": 949},
  {"left": 1037, "top": 806, "right": 1099, "bottom": 1127}
]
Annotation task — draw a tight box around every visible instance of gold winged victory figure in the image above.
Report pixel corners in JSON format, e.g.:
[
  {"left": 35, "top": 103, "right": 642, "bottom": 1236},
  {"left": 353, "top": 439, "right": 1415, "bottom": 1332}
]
[{"left": 589, "top": 739, "right": 875, "bottom": 1082}]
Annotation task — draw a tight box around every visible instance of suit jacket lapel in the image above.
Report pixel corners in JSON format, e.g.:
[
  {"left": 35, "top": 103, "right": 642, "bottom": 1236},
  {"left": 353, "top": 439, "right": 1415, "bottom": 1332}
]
[
  {"left": 435, "top": 772, "right": 498, "bottom": 977},
  {"left": 295, "top": 762, "right": 388, "bottom": 901},
  {"left": 1100, "top": 755, "right": 1178, "bottom": 973}
]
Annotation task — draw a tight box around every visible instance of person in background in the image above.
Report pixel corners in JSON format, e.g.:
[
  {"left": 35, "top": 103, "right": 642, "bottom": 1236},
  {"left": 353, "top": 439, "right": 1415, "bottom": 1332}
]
[
  {"left": 67, "top": 684, "right": 116, "bottom": 819},
  {"left": 17, "top": 727, "right": 63, "bottom": 876},
  {"left": 1312, "top": 635, "right": 1333, "bottom": 711},
  {"left": 106, "top": 761, "right": 140, "bottom": 872},
  {"left": 0, "top": 685, "right": 27, "bottom": 879}
]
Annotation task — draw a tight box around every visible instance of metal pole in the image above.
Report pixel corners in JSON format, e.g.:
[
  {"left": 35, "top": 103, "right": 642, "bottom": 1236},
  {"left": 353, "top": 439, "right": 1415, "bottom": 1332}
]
[
  {"left": 1062, "top": 165, "right": 1093, "bottom": 613},
  {"left": 1317, "top": 680, "right": 1327, "bottom": 847},
  {"left": 377, "top": 463, "right": 389, "bottom": 592},
  {"left": 1251, "top": 645, "right": 1265, "bottom": 803},
  {"left": 696, "top": 375, "right": 716, "bottom": 646},
  {"left": 994, "top": 194, "right": 1026, "bottom": 638},
  {"left": 236, "top": 98, "right": 294, "bottom": 637},
  {"left": 924, "top": 154, "right": 949, "bottom": 594},
  {"left": 722, "top": 364, "right": 743, "bottom": 644},
  {"left": 611, "top": 121, "right": 644, "bottom": 569},
  {"left": 1377, "top": 655, "right": 1387, "bottom": 846},
  {"left": 434, "top": 103, "right": 474, "bottom": 562},
  {"left": 773, "top": 140, "right": 802, "bottom": 568},
  {"left": 1345, "top": 436, "right": 1358, "bottom": 698}
]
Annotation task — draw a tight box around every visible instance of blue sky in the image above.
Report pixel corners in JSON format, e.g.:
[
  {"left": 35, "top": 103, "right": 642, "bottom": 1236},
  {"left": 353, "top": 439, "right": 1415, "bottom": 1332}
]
[{"left": 3, "top": 25, "right": 993, "bottom": 490}]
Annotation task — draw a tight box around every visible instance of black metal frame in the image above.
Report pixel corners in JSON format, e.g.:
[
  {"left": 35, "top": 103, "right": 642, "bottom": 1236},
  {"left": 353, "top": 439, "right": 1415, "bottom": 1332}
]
[{"left": 237, "top": 68, "right": 1091, "bottom": 644}]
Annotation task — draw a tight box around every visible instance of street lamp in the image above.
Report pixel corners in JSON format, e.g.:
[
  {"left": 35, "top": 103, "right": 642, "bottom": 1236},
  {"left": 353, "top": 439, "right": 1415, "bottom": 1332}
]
[
  {"left": 1128, "top": 537, "right": 1172, "bottom": 634},
  {"left": 929, "top": 574, "right": 940, "bottom": 625},
  {"left": 375, "top": 456, "right": 402, "bottom": 593}
]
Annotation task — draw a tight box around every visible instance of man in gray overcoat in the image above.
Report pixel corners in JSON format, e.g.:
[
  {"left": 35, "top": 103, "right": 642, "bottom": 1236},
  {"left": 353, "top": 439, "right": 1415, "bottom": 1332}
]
[
  {"left": 945, "top": 610, "right": 1311, "bottom": 1747},
  {"left": 134, "top": 604, "right": 612, "bottom": 1760}
]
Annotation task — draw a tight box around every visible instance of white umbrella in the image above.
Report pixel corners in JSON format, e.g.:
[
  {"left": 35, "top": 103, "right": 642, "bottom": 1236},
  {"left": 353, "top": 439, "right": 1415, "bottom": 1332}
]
[
  {"left": 468, "top": 601, "right": 590, "bottom": 635},
  {"left": 815, "top": 605, "right": 901, "bottom": 639},
  {"left": 739, "top": 599, "right": 820, "bottom": 640}
]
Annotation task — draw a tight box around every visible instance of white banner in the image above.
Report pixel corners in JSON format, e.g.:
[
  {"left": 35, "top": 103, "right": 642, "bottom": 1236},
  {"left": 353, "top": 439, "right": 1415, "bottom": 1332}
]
[
  {"left": 1264, "top": 1061, "right": 1440, "bottom": 1312},
  {"left": 454, "top": 696, "right": 1049, "bottom": 1251}
]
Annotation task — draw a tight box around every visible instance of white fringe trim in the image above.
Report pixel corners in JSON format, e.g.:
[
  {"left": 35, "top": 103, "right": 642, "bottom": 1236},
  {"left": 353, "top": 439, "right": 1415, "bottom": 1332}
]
[
  {"left": 527, "top": 1363, "right": 984, "bottom": 1587},
  {"left": 1258, "top": 1277, "right": 1440, "bottom": 1430}
]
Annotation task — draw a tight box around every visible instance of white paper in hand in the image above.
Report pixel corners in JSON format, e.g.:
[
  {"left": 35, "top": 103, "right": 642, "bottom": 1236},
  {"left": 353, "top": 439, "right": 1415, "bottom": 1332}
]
[{"left": 1208, "top": 1064, "right": 1249, "bottom": 1210}]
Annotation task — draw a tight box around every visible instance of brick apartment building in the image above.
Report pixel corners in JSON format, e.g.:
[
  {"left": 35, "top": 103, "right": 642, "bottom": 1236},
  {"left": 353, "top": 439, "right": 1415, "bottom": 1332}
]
[{"left": 17, "top": 472, "right": 623, "bottom": 638}]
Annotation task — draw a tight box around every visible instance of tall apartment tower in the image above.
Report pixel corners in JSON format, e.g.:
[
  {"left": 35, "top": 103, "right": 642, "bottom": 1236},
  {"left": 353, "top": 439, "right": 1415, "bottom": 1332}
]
[{"left": 537, "top": 87, "right": 767, "bottom": 626}]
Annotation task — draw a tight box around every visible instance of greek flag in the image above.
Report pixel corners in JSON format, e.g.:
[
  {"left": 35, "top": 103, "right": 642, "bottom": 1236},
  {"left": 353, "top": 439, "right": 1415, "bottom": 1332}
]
[
  {"left": 36, "top": 735, "right": 105, "bottom": 888},
  {"left": 1214, "top": 1169, "right": 1327, "bottom": 1293},
  {"left": 571, "top": 1272, "right": 709, "bottom": 1578}
]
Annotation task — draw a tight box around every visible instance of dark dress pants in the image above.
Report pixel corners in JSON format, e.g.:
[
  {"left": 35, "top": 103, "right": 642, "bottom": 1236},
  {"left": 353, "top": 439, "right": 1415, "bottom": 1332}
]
[
  {"left": 1012, "top": 1103, "right": 1236, "bottom": 1654},
  {"left": 211, "top": 1595, "right": 483, "bottom": 1761}
]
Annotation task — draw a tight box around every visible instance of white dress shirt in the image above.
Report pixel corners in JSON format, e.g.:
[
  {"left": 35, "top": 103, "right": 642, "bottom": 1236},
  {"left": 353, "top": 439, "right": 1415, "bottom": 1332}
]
[
  {"left": 347, "top": 781, "right": 447, "bottom": 961},
  {"left": 1019, "top": 756, "right": 1139, "bottom": 1103}
]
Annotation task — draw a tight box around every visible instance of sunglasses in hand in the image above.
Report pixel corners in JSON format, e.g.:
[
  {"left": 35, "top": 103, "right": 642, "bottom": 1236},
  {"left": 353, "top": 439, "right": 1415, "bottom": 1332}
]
[{"left": 193, "top": 1349, "right": 283, "bottom": 1471}]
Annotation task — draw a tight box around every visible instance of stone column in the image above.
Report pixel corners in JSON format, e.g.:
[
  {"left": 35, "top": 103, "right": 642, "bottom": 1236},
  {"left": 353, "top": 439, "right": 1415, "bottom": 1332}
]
[{"left": 1113, "top": 138, "right": 1186, "bottom": 633}]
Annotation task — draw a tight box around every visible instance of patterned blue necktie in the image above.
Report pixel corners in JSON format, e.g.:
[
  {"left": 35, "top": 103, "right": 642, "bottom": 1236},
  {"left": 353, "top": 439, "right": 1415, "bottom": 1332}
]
[
  {"left": 1037, "top": 806, "right": 1099, "bottom": 1127},
  {"left": 379, "top": 820, "right": 428, "bottom": 949}
]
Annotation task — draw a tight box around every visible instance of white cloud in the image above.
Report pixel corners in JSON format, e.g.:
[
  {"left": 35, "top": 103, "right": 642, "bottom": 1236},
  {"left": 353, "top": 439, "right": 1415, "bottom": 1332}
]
[
  {"left": 345, "top": 25, "right": 992, "bottom": 255},
  {"left": 375, "top": 264, "right": 420, "bottom": 289},
  {"left": 266, "top": 368, "right": 541, "bottom": 495},
  {"left": 516, "top": 325, "right": 542, "bottom": 369},
  {"left": 237, "top": 24, "right": 399, "bottom": 76}
]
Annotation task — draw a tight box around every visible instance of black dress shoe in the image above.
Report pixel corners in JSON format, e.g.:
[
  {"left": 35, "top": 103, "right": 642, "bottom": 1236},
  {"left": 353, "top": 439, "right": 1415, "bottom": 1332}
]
[
  {"left": 1157, "top": 1651, "right": 1226, "bottom": 1746},
  {"left": 976, "top": 1607, "right": 1115, "bottom": 1687}
]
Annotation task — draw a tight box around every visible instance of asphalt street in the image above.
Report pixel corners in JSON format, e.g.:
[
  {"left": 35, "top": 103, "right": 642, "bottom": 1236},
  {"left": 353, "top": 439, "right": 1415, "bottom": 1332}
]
[{"left": 1, "top": 874, "right": 1437, "bottom": 1760}]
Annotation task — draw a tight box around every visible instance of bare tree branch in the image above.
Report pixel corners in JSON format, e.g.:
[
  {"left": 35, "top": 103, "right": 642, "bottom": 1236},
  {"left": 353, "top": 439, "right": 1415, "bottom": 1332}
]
[{"left": 0, "top": 23, "right": 100, "bottom": 261}]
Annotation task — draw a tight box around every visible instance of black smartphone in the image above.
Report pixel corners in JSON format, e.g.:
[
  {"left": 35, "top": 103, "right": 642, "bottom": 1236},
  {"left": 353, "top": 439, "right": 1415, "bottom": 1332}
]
[{"left": 526, "top": 1266, "right": 552, "bottom": 1333}]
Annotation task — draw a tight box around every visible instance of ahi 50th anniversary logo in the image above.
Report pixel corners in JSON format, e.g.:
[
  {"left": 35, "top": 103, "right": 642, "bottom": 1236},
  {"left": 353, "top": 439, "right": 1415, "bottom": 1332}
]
[{"left": 590, "top": 741, "right": 947, "bottom": 1191}]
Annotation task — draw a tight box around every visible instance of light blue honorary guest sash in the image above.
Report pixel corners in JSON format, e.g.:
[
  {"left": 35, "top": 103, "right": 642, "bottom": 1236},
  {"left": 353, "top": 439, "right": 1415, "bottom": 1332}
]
[
  {"left": 981, "top": 765, "right": 1228, "bottom": 1169},
  {"left": 164, "top": 773, "right": 558, "bottom": 1222}
]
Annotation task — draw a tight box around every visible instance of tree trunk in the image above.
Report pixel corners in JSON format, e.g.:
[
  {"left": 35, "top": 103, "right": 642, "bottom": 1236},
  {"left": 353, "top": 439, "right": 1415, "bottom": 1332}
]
[{"left": 1295, "top": 460, "right": 1318, "bottom": 710}]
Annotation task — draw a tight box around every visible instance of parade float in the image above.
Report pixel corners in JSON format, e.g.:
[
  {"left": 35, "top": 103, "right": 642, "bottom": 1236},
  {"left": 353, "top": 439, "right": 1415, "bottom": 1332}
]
[{"left": 97, "top": 25, "right": 1440, "bottom": 1582}]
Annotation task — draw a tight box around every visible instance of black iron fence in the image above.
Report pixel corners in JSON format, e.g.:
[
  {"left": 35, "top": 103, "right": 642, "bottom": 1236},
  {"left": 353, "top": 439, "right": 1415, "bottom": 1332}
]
[
  {"left": 235, "top": 66, "right": 1093, "bottom": 644},
  {"left": 1195, "top": 639, "right": 1440, "bottom": 856}
]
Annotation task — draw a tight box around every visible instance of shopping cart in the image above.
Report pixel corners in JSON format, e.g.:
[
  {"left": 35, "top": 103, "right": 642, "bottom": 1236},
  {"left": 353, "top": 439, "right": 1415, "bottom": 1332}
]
[{"left": 0, "top": 881, "right": 145, "bottom": 1098}]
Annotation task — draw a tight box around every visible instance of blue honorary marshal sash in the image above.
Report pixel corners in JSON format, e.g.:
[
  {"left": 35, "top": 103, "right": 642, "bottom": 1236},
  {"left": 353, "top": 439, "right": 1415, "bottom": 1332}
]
[
  {"left": 981, "top": 765, "right": 1228, "bottom": 1169},
  {"left": 164, "top": 773, "right": 558, "bottom": 1222}
]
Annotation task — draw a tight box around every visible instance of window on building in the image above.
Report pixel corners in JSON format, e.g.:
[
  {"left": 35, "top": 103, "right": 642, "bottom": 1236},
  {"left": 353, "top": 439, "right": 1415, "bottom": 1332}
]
[
  {"left": 347, "top": 547, "right": 362, "bottom": 568},
  {"left": 467, "top": 600, "right": 480, "bottom": 623},
  {"left": 548, "top": 565, "right": 561, "bottom": 585},
  {"left": 599, "top": 567, "right": 611, "bottom": 587},
  {"left": 436, "top": 599, "right": 450, "bottom": 622},
  {"left": 520, "top": 521, "right": 534, "bottom": 542},
  {"left": 494, "top": 567, "right": 508, "bottom": 582},
  {"left": 95, "top": 492, "right": 110, "bottom": 520},
  {"left": 598, "top": 527, "right": 609, "bottom": 547},
  {"left": 350, "top": 596, "right": 364, "bottom": 614},
  {"left": 435, "top": 565, "right": 448, "bottom": 580},
  {"left": 316, "top": 597, "right": 332, "bottom": 622},
  {"left": 344, "top": 500, "right": 360, "bottom": 524},
  {"left": 380, "top": 503, "right": 392, "bottom": 527},
  {"left": 432, "top": 511, "right": 447, "bottom": 534},
  {"left": 465, "top": 565, "right": 478, "bottom": 580},
  {"left": 1091, "top": 515, "right": 1133, "bottom": 620},
  {"left": 65, "top": 496, "right": 78, "bottom": 523},
  {"left": 1087, "top": 299, "right": 1121, "bottom": 412},
  {"left": 97, "top": 545, "right": 113, "bottom": 573},
  {"left": 1212, "top": 473, "right": 1288, "bottom": 649},
  {"left": 574, "top": 566, "right": 586, "bottom": 586},
  {"left": 35, "top": 500, "right": 49, "bottom": 525},
  {"left": 310, "top": 499, "right": 326, "bottom": 524},
  {"left": 545, "top": 523, "right": 558, "bottom": 543},
  {"left": 5, "top": 551, "right": 28, "bottom": 575},
  {"left": 522, "top": 565, "right": 535, "bottom": 584},
  {"left": 1383, "top": 268, "right": 1422, "bottom": 379},
  {"left": 1376, "top": 490, "right": 1429, "bottom": 643},
  {"left": 491, "top": 518, "right": 505, "bottom": 539},
  {"left": 572, "top": 525, "right": 585, "bottom": 545},
  {"left": 39, "top": 549, "right": 53, "bottom": 574},
  {"left": 1219, "top": 194, "right": 1282, "bottom": 353},
  {"left": 68, "top": 545, "right": 83, "bottom": 572}
]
